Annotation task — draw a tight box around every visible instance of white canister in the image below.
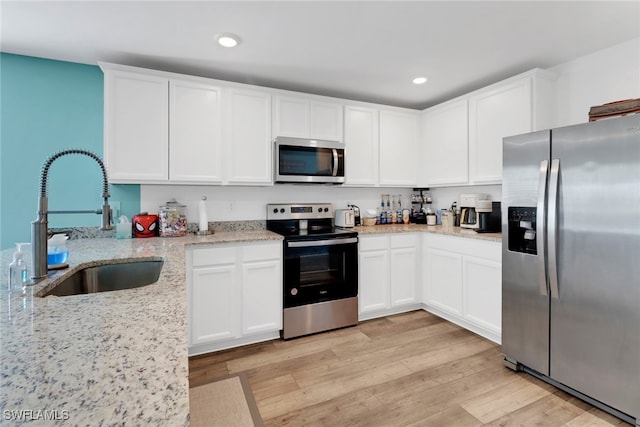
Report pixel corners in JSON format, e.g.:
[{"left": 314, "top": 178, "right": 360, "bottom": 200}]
[{"left": 426, "top": 213, "right": 437, "bottom": 226}]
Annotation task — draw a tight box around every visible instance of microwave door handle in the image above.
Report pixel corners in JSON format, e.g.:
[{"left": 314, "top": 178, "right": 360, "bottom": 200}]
[
  {"left": 332, "top": 149, "right": 338, "bottom": 177},
  {"left": 548, "top": 158, "right": 560, "bottom": 299},
  {"left": 536, "top": 160, "right": 549, "bottom": 296}
]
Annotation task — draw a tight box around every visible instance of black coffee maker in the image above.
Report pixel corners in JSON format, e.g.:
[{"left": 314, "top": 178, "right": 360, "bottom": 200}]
[{"left": 476, "top": 201, "right": 501, "bottom": 233}]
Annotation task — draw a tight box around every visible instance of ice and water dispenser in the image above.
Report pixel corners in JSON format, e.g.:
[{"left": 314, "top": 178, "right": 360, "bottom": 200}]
[{"left": 508, "top": 207, "right": 537, "bottom": 254}]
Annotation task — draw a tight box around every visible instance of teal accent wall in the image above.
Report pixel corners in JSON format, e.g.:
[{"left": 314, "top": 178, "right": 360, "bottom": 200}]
[{"left": 0, "top": 53, "right": 140, "bottom": 250}]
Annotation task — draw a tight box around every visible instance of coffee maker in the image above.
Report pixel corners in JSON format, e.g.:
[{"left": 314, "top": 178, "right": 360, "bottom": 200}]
[
  {"left": 460, "top": 194, "right": 490, "bottom": 230},
  {"left": 476, "top": 200, "right": 501, "bottom": 233}
]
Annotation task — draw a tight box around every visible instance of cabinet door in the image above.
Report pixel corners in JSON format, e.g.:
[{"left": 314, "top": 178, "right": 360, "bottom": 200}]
[
  {"left": 422, "top": 98, "right": 469, "bottom": 186},
  {"left": 225, "top": 88, "right": 272, "bottom": 184},
  {"left": 390, "top": 234, "right": 420, "bottom": 307},
  {"left": 190, "top": 264, "right": 239, "bottom": 346},
  {"left": 103, "top": 70, "right": 169, "bottom": 183},
  {"left": 310, "top": 101, "right": 343, "bottom": 142},
  {"left": 390, "top": 246, "right": 419, "bottom": 307},
  {"left": 463, "top": 256, "right": 501, "bottom": 335},
  {"left": 169, "top": 79, "right": 223, "bottom": 183},
  {"left": 344, "top": 105, "right": 379, "bottom": 186},
  {"left": 273, "top": 96, "right": 310, "bottom": 138},
  {"left": 379, "top": 109, "right": 418, "bottom": 186},
  {"left": 359, "top": 247, "right": 390, "bottom": 314},
  {"left": 424, "top": 247, "right": 463, "bottom": 316},
  {"left": 242, "top": 259, "right": 282, "bottom": 335},
  {"left": 469, "top": 77, "right": 532, "bottom": 184}
]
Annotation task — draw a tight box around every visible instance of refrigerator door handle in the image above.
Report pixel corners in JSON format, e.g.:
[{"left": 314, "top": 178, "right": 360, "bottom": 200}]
[
  {"left": 548, "top": 158, "right": 560, "bottom": 299},
  {"left": 537, "top": 160, "right": 549, "bottom": 296}
]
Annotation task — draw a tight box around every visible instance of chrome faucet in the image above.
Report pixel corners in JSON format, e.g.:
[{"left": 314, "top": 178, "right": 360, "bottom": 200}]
[{"left": 31, "top": 149, "right": 112, "bottom": 280}]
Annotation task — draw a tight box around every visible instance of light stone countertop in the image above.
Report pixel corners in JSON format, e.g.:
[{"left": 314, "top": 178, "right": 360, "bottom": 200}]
[
  {"left": 0, "top": 230, "right": 282, "bottom": 426},
  {"left": 353, "top": 223, "right": 502, "bottom": 242},
  {"left": 0, "top": 225, "right": 496, "bottom": 425}
]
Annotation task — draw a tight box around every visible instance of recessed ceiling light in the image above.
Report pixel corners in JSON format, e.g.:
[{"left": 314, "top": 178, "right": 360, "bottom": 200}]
[
  {"left": 413, "top": 76, "right": 428, "bottom": 85},
  {"left": 216, "top": 33, "right": 240, "bottom": 48}
]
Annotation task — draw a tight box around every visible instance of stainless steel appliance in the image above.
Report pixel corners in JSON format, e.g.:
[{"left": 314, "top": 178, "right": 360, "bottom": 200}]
[
  {"left": 274, "top": 137, "right": 345, "bottom": 184},
  {"left": 502, "top": 114, "right": 640, "bottom": 425},
  {"left": 267, "top": 203, "right": 358, "bottom": 339},
  {"left": 460, "top": 193, "right": 490, "bottom": 229}
]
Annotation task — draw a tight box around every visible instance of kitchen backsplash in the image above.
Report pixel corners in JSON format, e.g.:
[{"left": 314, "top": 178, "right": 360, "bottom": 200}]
[{"left": 139, "top": 184, "right": 502, "bottom": 224}]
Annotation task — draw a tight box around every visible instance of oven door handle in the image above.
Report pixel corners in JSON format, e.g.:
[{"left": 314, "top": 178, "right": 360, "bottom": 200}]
[{"left": 287, "top": 237, "right": 358, "bottom": 248}]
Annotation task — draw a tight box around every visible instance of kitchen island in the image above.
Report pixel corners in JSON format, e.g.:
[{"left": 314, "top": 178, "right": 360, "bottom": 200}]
[{"left": 0, "top": 231, "right": 282, "bottom": 425}]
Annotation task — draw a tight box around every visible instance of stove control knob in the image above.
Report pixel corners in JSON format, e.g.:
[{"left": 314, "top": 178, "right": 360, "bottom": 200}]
[
  {"left": 324, "top": 208, "right": 329, "bottom": 212},
  {"left": 290, "top": 288, "right": 298, "bottom": 296},
  {"left": 318, "top": 208, "right": 322, "bottom": 213},
  {"left": 273, "top": 208, "right": 278, "bottom": 214},
  {"left": 280, "top": 208, "right": 285, "bottom": 213}
]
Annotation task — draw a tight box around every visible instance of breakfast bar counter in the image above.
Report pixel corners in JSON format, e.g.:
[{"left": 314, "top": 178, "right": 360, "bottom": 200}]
[{"left": 0, "top": 231, "right": 282, "bottom": 425}]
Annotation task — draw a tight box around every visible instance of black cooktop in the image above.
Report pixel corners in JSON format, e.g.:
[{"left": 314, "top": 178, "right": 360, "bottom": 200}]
[{"left": 267, "top": 219, "right": 358, "bottom": 241}]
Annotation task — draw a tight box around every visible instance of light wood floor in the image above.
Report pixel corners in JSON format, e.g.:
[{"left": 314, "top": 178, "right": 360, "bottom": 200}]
[{"left": 189, "top": 310, "right": 625, "bottom": 426}]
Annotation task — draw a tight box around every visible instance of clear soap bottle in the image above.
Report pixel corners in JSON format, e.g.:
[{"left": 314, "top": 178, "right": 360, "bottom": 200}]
[{"left": 8, "top": 243, "right": 28, "bottom": 291}]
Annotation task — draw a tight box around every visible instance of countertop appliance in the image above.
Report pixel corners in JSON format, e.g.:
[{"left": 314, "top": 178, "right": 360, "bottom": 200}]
[
  {"left": 267, "top": 203, "right": 358, "bottom": 339},
  {"left": 460, "top": 193, "right": 490, "bottom": 229},
  {"left": 274, "top": 137, "right": 345, "bottom": 184},
  {"left": 502, "top": 114, "right": 640, "bottom": 425},
  {"left": 335, "top": 209, "right": 355, "bottom": 228},
  {"left": 476, "top": 201, "right": 501, "bottom": 233}
]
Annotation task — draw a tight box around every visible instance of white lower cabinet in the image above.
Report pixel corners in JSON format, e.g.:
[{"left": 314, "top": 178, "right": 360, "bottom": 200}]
[
  {"left": 187, "top": 241, "right": 282, "bottom": 355},
  {"left": 422, "top": 233, "right": 502, "bottom": 343},
  {"left": 358, "top": 233, "right": 421, "bottom": 320}
]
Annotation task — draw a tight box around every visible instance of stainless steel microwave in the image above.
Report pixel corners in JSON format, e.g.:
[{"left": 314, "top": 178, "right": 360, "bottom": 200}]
[{"left": 274, "top": 137, "right": 345, "bottom": 184}]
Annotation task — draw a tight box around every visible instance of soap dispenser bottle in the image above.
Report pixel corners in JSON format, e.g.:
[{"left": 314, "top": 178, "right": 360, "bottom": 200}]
[{"left": 8, "top": 243, "right": 28, "bottom": 291}]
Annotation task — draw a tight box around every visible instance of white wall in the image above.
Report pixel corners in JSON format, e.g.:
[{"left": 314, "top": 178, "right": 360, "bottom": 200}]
[
  {"left": 551, "top": 37, "right": 640, "bottom": 127},
  {"left": 141, "top": 185, "right": 410, "bottom": 223}
]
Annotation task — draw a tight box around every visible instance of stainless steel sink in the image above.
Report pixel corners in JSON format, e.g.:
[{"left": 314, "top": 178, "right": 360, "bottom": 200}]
[{"left": 41, "top": 259, "right": 164, "bottom": 297}]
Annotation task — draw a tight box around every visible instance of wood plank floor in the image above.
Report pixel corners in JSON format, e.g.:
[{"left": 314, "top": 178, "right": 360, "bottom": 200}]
[{"left": 189, "top": 310, "right": 626, "bottom": 426}]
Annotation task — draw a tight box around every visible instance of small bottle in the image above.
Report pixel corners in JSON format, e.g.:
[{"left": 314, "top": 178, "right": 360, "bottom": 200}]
[
  {"left": 385, "top": 195, "right": 391, "bottom": 224},
  {"left": 8, "top": 243, "right": 28, "bottom": 291},
  {"left": 391, "top": 196, "right": 398, "bottom": 224},
  {"left": 396, "top": 195, "right": 403, "bottom": 224}
]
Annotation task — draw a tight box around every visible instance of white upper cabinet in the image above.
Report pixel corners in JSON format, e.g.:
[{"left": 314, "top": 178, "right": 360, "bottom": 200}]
[
  {"left": 344, "top": 105, "right": 379, "bottom": 186},
  {"left": 103, "top": 69, "right": 169, "bottom": 183},
  {"left": 169, "top": 79, "right": 223, "bottom": 183},
  {"left": 420, "top": 68, "right": 556, "bottom": 186},
  {"left": 273, "top": 95, "right": 343, "bottom": 142},
  {"left": 223, "top": 88, "right": 272, "bottom": 185},
  {"left": 421, "top": 98, "right": 469, "bottom": 186},
  {"left": 468, "top": 78, "right": 531, "bottom": 184},
  {"left": 379, "top": 109, "right": 419, "bottom": 187}
]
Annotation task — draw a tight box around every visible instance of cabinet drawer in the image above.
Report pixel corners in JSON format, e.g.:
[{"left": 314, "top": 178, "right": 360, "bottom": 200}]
[
  {"left": 191, "top": 245, "right": 237, "bottom": 267},
  {"left": 359, "top": 235, "right": 388, "bottom": 251},
  {"left": 243, "top": 242, "right": 282, "bottom": 262},
  {"left": 390, "top": 233, "right": 419, "bottom": 249}
]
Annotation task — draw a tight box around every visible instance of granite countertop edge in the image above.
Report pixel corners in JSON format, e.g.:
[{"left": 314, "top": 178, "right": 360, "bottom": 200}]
[{"left": 353, "top": 223, "right": 502, "bottom": 242}]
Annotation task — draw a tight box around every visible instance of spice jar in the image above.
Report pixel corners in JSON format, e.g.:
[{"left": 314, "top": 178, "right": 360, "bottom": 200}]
[{"left": 159, "top": 199, "right": 188, "bottom": 237}]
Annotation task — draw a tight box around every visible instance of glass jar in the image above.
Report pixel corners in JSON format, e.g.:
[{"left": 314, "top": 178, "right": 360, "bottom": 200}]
[{"left": 159, "top": 199, "right": 188, "bottom": 237}]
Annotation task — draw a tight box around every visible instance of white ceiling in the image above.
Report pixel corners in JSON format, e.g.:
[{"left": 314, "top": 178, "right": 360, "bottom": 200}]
[{"left": 2, "top": 1, "right": 639, "bottom": 109}]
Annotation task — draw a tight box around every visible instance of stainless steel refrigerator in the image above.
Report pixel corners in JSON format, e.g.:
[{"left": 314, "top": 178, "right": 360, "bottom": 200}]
[{"left": 502, "top": 114, "right": 640, "bottom": 425}]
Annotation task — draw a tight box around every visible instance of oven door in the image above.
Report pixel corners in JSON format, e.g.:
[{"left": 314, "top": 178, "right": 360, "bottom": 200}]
[{"left": 284, "top": 236, "right": 358, "bottom": 308}]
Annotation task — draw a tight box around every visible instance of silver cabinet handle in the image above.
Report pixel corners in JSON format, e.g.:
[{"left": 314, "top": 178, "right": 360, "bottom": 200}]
[
  {"left": 332, "top": 149, "right": 339, "bottom": 177},
  {"left": 287, "top": 237, "right": 358, "bottom": 248},
  {"left": 548, "top": 158, "right": 560, "bottom": 299},
  {"left": 537, "top": 159, "right": 549, "bottom": 296}
]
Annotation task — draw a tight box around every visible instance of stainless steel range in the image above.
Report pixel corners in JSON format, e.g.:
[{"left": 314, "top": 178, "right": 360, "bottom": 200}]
[{"left": 267, "top": 203, "right": 359, "bottom": 339}]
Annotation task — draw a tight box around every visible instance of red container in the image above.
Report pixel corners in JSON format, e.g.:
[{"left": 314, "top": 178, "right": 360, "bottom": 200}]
[{"left": 132, "top": 213, "right": 159, "bottom": 238}]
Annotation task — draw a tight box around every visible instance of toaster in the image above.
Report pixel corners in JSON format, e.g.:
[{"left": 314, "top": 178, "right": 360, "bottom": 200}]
[{"left": 335, "top": 209, "right": 355, "bottom": 228}]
